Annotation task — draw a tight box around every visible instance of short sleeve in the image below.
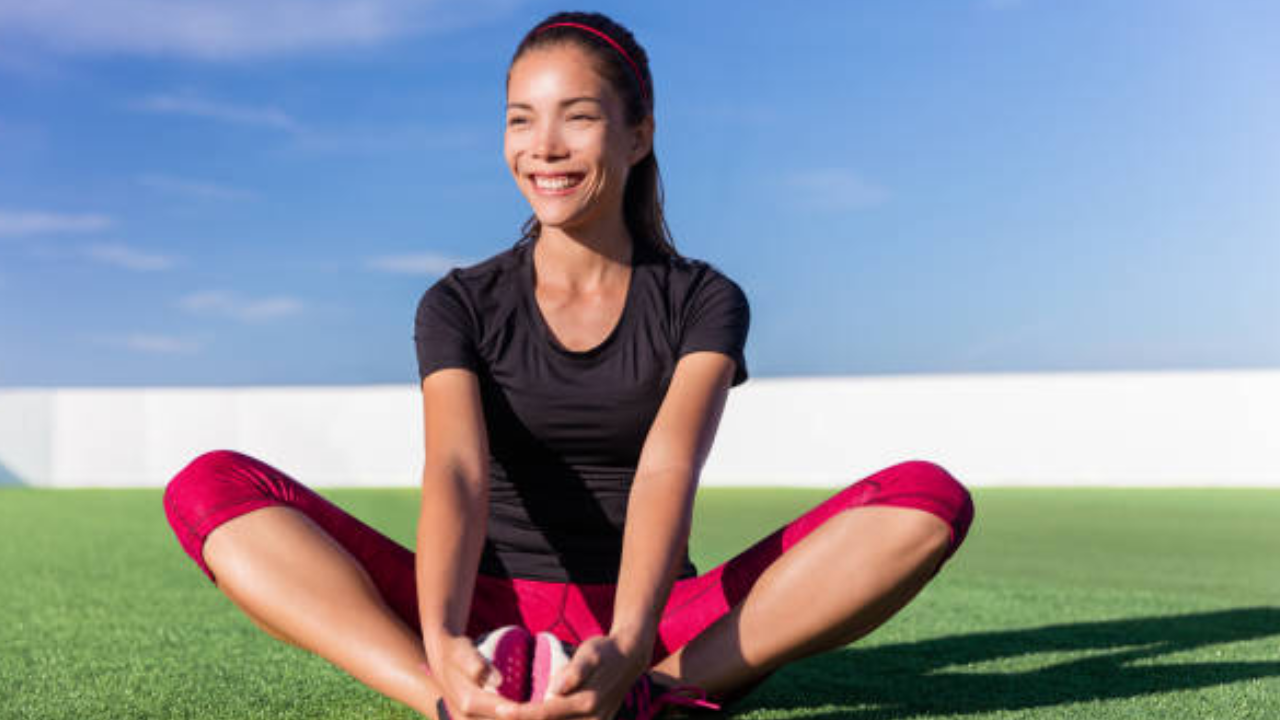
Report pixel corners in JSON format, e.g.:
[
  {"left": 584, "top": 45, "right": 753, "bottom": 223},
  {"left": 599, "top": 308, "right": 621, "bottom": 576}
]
[
  {"left": 414, "top": 275, "right": 481, "bottom": 381},
  {"left": 678, "top": 268, "right": 751, "bottom": 387}
]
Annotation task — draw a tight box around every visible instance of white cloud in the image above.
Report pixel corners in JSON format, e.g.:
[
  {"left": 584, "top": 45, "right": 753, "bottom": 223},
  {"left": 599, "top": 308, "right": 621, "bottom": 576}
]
[
  {"left": 119, "top": 333, "right": 203, "bottom": 355},
  {"left": 133, "top": 91, "right": 299, "bottom": 131},
  {"left": 365, "top": 251, "right": 470, "bottom": 275},
  {"left": 289, "top": 124, "right": 484, "bottom": 155},
  {"left": 137, "top": 174, "right": 254, "bottom": 201},
  {"left": 132, "top": 94, "right": 487, "bottom": 154},
  {"left": 178, "top": 290, "right": 305, "bottom": 322},
  {"left": 0, "top": 0, "right": 524, "bottom": 60},
  {"left": 785, "top": 169, "right": 889, "bottom": 212},
  {"left": 0, "top": 42, "right": 63, "bottom": 79},
  {"left": 0, "top": 209, "right": 112, "bottom": 236},
  {"left": 84, "top": 243, "right": 178, "bottom": 271}
]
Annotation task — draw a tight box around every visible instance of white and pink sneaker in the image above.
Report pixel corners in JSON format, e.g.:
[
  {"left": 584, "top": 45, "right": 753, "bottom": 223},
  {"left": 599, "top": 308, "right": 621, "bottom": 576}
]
[
  {"left": 474, "top": 626, "right": 574, "bottom": 702},
  {"left": 530, "top": 631, "right": 573, "bottom": 700},
  {"left": 474, "top": 625, "right": 534, "bottom": 701},
  {"left": 473, "top": 628, "right": 717, "bottom": 719}
]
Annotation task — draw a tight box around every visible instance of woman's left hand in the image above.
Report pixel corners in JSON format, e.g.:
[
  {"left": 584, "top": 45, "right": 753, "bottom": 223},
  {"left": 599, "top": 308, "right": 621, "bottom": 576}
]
[{"left": 497, "top": 633, "right": 651, "bottom": 720}]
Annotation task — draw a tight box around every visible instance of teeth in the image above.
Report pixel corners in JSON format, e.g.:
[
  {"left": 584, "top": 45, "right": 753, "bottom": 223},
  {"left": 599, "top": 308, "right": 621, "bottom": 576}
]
[{"left": 534, "top": 175, "right": 580, "bottom": 190}]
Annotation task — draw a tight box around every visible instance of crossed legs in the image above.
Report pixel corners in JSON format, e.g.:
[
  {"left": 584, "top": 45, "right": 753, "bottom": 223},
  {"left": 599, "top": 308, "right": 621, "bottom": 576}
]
[
  {"left": 650, "top": 505, "right": 952, "bottom": 699},
  {"left": 648, "top": 461, "right": 972, "bottom": 700},
  {"left": 201, "top": 506, "right": 446, "bottom": 716},
  {"left": 165, "top": 451, "right": 971, "bottom": 718}
]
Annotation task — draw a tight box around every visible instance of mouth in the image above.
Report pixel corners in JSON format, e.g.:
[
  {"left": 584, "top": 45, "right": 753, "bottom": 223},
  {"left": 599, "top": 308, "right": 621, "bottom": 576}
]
[{"left": 528, "top": 172, "right": 586, "bottom": 195}]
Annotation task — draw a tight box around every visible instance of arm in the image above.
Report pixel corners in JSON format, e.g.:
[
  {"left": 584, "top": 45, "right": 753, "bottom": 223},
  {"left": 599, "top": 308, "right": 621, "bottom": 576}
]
[
  {"left": 416, "top": 368, "right": 502, "bottom": 719},
  {"left": 610, "top": 350, "right": 736, "bottom": 655}
]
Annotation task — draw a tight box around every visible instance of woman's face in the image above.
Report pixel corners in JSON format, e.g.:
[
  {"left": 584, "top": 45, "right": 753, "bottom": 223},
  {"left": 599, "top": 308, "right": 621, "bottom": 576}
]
[{"left": 504, "top": 43, "right": 652, "bottom": 236}]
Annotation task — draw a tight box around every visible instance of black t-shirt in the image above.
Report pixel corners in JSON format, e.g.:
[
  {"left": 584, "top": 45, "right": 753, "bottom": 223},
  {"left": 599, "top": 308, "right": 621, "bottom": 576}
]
[{"left": 414, "top": 239, "right": 750, "bottom": 583}]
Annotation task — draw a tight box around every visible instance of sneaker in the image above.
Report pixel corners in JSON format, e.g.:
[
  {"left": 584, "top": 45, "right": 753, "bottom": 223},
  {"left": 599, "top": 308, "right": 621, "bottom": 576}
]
[
  {"left": 530, "top": 631, "right": 574, "bottom": 701},
  {"left": 615, "top": 673, "right": 721, "bottom": 720},
  {"left": 474, "top": 625, "right": 533, "bottom": 701}
]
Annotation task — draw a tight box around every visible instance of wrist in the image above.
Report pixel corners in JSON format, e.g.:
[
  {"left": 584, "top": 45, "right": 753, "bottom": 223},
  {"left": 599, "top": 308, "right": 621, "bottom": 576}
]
[
  {"left": 608, "top": 622, "right": 656, "bottom": 666},
  {"left": 423, "top": 628, "right": 467, "bottom": 664}
]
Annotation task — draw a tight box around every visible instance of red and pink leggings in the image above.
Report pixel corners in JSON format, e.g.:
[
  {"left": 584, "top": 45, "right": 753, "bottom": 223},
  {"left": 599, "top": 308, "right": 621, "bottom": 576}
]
[{"left": 164, "top": 450, "right": 973, "bottom": 665}]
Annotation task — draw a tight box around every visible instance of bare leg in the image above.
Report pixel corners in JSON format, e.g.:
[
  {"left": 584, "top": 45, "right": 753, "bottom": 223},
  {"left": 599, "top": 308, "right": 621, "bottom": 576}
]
[
  {"left": 650, "top": 505, "right": 953, "bottom": 699},
  {"left": 202, "top": 506, "right": 444, "bottom": 718}
]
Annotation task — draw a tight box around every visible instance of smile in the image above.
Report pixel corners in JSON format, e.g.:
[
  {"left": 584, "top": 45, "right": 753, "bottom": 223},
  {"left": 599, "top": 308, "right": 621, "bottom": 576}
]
[{"left": 530, "top": 173, "right": 585, "bottom": 194}]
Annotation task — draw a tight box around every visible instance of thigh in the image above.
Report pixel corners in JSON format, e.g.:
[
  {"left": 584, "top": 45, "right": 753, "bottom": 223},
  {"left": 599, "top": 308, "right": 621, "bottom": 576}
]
[
  {"left": 653, "top": 460, "right": 974, "bottom": 660},
  {"left": 165, "top": 449, "right": 561, "bottom": 642},
  {"left": 164, "top": 449, "right": 420, "bottom": 628}
]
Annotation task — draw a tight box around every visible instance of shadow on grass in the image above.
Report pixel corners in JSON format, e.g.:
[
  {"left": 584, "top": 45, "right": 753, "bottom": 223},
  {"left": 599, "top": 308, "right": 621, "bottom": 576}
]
[{"left": 738, "top": 607, "right": 1280, "bottom": 718}]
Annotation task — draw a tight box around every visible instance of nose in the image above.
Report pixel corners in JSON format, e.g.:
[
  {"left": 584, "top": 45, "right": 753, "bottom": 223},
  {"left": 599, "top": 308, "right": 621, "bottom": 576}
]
[{"left": 532, "top": 117, "right": 567, "bottom": 160}]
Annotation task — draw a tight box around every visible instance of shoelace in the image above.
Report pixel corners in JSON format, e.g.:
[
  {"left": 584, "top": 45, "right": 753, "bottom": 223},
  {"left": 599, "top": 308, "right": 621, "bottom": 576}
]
[{"left": 623, "top": 677, "right": 721, "bottom": 720}]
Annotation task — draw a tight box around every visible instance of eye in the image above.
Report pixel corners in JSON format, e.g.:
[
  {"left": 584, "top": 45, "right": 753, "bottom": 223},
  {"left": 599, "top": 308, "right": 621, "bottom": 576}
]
[
  {"left": 506, "top": 116, "right": 529, "bottom": 127},
  {"left": 569, "top": 114, "right": 597, "bottom": 122}
]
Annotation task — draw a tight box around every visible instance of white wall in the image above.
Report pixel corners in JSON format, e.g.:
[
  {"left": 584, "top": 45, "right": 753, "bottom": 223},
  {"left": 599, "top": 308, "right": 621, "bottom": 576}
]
[{"left": 1, "top": 369, "right": 1277, "bottom": 488}]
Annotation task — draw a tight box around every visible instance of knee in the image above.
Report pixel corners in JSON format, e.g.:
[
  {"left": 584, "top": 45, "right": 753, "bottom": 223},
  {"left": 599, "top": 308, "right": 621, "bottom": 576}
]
[
  {"left": 165, "top": 449, "right": 247, "bottom": 492},
  {"left": 887, "top": 459, "right": 968, "bottom": 497},
  {"left": 163, "top": 449, "right": 263, "bottom": 581},
  {"left": 163, "top": 449, "right": 255, "bottom": 518},
  {"left": 878, "top": 459, "right": 975, "bottom": 547}
]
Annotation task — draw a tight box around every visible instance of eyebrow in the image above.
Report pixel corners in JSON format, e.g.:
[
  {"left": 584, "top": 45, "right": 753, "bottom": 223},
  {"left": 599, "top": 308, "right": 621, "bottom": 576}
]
[{"left": 506, "top": 96, "right": 604, "bottom": 111}]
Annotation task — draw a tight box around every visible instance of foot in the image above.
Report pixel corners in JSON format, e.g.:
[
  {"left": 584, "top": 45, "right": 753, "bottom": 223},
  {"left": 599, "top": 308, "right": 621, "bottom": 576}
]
[
  {"left": 531, "top": 631, "right": 573, "bottom": 701},
  {"left": 614, "top": 673, "right": 721, "bottom": 720},
  {"left": 475, "top": 625, "right": 534, "bottom": 701},
  {"left": 475, "top": 626, "right": 576, "bottom": 703}
]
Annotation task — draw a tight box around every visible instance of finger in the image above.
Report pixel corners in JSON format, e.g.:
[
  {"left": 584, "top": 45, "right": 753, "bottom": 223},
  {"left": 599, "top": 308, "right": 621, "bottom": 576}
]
[
  {"left": 551, "top": 666, "right": 581, "bottom": 697},
  {"left": 555, "top": 648, "right": 601, "bottom": 695},
  {"left": 455, "top": 643, "right": 501, "bottom": 690},
  {"left": 503, "top": 693, "right": 589, "bottom": 720},
  {"left": 454, "top": 685, "right": 508, "bottom": 720}
]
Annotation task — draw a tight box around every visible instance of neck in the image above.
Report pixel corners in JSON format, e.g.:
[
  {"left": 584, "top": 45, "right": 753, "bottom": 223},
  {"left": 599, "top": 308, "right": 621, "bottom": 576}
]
[{"left": 533, "top": 214, "right": 634, "bottom": 292}]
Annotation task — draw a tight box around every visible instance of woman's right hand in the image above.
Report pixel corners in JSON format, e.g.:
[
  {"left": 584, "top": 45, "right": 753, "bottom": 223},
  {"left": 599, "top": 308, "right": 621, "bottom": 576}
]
[{"left": 429, "top": 634, "right": 508, "bottom": 720}]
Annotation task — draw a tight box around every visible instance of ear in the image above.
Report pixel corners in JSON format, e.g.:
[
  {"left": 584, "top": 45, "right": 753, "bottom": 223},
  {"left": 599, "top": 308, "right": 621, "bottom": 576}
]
[{"left": 628, "top": 114, "right": 655, "bottom": 166}]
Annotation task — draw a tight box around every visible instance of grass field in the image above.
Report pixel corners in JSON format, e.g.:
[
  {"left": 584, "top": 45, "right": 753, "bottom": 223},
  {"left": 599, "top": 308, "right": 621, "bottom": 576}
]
[{"left": 1, "top": 486, "right": 1277, "bottom": 719}]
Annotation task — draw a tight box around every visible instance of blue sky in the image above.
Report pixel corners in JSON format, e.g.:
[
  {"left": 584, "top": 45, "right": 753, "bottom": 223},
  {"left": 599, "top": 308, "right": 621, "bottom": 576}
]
[{"left": 1, "top": 0, "right": 1277, "bottom": 387}]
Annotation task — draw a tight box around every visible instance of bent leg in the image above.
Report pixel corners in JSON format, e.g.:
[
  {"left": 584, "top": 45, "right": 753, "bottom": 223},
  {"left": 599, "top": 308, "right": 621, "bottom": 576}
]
[
  {"left": 163, "top": 450, "right": 444, "bottom": 717},
  {"left": 650, "top": 460, "right": 975, "bottom": 702}
]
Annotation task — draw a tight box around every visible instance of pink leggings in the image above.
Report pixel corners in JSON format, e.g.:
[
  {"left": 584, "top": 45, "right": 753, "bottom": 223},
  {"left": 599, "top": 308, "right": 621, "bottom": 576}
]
[{"left": 164, "top": 451, "right": 973, "bottom": 666}]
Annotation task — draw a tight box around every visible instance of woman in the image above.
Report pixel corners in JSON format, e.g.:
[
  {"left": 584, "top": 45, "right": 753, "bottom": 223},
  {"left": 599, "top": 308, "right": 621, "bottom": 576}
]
[{"left": 163, "top": 11, "right": 974, "bottom": 720}]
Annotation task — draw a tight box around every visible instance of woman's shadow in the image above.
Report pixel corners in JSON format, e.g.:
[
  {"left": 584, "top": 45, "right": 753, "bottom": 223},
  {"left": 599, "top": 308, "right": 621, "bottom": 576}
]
[{"left": 736, "top": 607, "right": 1280, "bottom": 718}]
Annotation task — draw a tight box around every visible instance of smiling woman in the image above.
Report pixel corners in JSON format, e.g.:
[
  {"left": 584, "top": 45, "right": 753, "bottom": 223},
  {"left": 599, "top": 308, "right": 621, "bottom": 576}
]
[
  {"left": 160, "top": 10, "right": 974, "bottom": 720},
  {"left": 504, "top": 16, "right": 671, "bottom": 261}
]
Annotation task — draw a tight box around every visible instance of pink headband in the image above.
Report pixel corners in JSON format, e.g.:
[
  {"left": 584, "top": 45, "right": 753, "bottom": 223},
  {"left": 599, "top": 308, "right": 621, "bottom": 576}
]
[{"left": 535, "top": 21, "right": 650, "bottom": 105}]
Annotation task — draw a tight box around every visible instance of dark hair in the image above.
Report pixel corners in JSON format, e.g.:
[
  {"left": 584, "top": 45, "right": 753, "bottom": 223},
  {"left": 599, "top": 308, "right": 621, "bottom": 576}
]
[{"left": 508, "top": 11, "right": 681, "bottom": 261}]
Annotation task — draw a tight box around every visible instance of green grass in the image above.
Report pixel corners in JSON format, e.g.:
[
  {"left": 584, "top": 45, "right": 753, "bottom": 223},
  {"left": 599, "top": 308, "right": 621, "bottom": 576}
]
[{"left": 1, "top": 487, "right": 1277, "bottom": 719}]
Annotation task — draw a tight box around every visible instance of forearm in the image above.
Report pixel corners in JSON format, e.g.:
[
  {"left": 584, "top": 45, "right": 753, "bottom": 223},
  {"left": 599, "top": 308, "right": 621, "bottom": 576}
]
[
  {"left": 416, "top": 466, "right": 488, "bottom": 661},
  {"left": 610, "top": 467, "right": 698, "bottom": 655}
]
